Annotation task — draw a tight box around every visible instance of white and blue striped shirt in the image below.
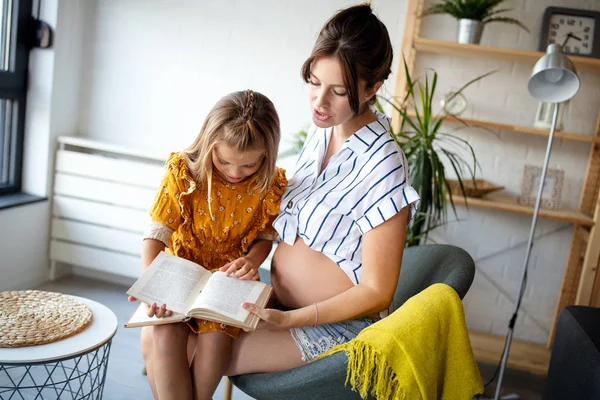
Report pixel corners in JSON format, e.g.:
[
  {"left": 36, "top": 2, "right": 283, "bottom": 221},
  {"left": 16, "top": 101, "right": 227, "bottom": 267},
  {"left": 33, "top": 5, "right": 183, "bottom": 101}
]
[{"left": 273, "top": 112, "right": 420, "bottom": 285}]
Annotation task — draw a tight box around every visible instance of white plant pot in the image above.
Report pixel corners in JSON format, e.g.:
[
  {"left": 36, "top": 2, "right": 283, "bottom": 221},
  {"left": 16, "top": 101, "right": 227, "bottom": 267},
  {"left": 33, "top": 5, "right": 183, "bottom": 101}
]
[{"left": 457, "top": 19, "right": 484, "bottom": 44}]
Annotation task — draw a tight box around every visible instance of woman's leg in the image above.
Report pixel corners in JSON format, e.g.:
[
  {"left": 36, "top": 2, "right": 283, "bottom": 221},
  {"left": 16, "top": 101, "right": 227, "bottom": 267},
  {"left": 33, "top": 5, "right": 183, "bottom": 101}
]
[
  {"left": 191, "top": 332, "right": 232, "bottom": 400},
  {"left": 226, "top": 329, "right": 305, "bottom": 376},
  {"left": 151, "top": 323, "right": 194, "bottom": 400}
]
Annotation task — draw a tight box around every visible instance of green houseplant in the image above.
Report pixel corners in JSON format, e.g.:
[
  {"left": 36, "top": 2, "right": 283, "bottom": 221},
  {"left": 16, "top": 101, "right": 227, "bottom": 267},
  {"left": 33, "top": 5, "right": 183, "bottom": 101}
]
[
  {"left": 379, "top": 61, "right": 494, "bottom": 246},
  {"left": 278, "top": 128, "right": 308, "bottom": 159},
  {"left": 424, "top": 0, "right": 530, "bottom": 44}
]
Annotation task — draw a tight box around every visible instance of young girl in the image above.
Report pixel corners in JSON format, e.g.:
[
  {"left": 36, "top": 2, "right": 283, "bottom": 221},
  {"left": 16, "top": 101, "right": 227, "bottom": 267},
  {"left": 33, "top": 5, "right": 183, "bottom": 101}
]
[{"left": 132, "top": 90, "right": 287, "bottom": 400}]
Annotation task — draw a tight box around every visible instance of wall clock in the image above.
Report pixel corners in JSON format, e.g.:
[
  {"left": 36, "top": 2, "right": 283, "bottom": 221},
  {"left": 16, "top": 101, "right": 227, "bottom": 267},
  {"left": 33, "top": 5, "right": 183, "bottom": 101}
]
[{"left": 539, "top": 7, "right": 600, "bottom": 58}]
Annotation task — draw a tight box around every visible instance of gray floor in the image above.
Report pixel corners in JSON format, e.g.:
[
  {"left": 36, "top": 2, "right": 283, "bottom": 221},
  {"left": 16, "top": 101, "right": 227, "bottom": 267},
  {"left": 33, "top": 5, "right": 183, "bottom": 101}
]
[
  {"left": 477, "top": 362, "right": 546, "bottom": 400},
  {"left": 37, "top": 275, "right": 547, "bottom": 400}
]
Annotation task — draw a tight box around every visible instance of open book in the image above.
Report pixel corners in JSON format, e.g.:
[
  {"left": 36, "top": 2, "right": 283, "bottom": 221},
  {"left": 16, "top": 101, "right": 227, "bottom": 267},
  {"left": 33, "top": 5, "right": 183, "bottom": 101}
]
[{"left": 125, "top": 251, "right": 272, "bottom": 330}]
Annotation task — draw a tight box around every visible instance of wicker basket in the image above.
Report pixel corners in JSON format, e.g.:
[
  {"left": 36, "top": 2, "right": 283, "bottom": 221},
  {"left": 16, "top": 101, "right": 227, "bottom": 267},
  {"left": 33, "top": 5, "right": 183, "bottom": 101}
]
[{"left": 447, "top": 179, "right": 504, "bottom": 198}]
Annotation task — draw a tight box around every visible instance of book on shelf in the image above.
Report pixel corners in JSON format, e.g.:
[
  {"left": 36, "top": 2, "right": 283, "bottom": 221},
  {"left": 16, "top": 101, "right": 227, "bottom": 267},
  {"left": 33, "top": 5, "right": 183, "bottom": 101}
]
[{"left": 125, "top": 251, "right": 272, "bottom": 330}]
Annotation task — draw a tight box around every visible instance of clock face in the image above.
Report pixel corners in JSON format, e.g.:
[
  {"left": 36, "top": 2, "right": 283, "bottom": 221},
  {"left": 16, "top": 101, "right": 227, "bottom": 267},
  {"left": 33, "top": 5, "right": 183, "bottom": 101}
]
[{"left": 546, "top": 14, "right": 595, "bottom": 56}]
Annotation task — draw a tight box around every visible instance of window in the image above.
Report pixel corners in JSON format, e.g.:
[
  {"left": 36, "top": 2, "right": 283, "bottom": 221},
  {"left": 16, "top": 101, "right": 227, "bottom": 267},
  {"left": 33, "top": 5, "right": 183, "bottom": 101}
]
[{"left": 0, "top": 0, "right": 32, "bottom": 195}]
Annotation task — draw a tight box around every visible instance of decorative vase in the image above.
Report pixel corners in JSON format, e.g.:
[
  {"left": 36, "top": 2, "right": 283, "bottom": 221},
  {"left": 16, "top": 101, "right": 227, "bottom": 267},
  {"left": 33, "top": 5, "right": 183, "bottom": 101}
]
[{"left": 457, "top": 19, "right": 483, "bottom": 44}]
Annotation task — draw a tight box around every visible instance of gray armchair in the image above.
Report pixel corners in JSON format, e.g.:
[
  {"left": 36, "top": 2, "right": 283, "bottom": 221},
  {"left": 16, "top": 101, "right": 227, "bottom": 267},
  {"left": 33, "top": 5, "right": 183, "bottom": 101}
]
[
  {"left": 542, "top": 305, "right": 600, "bottom": 400},
  {"left": 229, "top": 243, "right": 476, "bottom": 400}
]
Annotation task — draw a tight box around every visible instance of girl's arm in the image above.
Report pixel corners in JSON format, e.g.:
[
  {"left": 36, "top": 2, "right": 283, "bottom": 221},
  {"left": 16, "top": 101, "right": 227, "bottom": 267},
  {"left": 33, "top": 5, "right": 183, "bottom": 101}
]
[
  {"left": 243, "top": 207, "right": 408, "bottom": 328},
  {"left": 245, "top": 239, "right": 273, "bottom": 267},
  {"left": 141, "top": 238, "right": 167, "bottom": 273},
  {"left": 128, "top": 238, "right": 171, "bottom": 317},
  {"left": 220, "top": 239, "right": 273, "bottom": 280}
]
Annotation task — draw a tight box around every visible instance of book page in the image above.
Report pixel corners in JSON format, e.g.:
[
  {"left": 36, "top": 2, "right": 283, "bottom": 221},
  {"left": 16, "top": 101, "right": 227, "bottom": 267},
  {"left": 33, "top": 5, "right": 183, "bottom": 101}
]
[
  {"left": 124, "top": 303, "right": 186, "bottom": 328},
  {"left": 126, "top": 251, "right": 211, "bottom": 315},
  {"left": 191, "top": 272, "right": 268, "bottom": 322}
]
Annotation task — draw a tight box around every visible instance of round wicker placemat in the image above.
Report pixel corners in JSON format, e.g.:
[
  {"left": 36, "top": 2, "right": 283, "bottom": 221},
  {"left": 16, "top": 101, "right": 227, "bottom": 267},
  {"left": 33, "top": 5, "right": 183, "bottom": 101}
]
[{"left": 0, "top": 290, "right": 93, "bottom": 348}]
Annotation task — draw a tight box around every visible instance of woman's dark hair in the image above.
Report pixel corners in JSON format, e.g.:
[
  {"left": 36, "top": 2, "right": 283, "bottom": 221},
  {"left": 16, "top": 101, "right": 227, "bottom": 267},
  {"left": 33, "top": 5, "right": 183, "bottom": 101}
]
[{"left": 301, "top": 4, "right": 393, "bottom": 115}]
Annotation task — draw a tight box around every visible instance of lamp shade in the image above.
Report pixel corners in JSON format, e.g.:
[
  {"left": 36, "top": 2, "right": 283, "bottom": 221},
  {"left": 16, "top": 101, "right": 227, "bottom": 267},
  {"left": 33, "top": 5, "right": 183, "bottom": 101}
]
[{"left": 528, "top": 44, "right": 580, "bottom": 103}]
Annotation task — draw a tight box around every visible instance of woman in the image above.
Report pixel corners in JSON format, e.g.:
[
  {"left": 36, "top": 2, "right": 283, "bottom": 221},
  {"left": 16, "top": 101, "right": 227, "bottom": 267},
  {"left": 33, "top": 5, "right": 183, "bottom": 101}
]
[{"left": 224, "top": 3, "right": 419, "bottom": 376}]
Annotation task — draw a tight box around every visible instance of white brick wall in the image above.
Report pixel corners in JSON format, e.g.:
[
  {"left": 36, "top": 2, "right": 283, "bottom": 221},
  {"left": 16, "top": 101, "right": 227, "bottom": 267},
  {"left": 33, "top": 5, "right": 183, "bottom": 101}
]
[
  {"left": 421, "top": 0, "right": 600, "bottom": 343},
  {"left": 75, "top": 0, "right": 406, "bottom": 172}
]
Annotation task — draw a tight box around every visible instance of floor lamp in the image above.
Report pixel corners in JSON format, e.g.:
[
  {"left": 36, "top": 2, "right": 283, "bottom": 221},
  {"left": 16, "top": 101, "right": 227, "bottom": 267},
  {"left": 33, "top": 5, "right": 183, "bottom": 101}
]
[{"left": 485, "top": 43, "right": 580, "bottom": 400}]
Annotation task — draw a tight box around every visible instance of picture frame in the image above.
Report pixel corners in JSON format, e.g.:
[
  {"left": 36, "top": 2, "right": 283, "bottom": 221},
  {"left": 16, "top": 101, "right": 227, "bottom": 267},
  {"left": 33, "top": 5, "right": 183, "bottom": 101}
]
[{"left": 518, "top": 165, "right": 564, "bottom": 210}]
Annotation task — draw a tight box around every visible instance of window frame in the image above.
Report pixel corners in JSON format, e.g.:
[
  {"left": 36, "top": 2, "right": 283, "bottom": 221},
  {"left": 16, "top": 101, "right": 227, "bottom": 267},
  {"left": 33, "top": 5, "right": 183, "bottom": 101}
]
[{"left": 0, "top": 0, "right": 33, "bottom": 195}]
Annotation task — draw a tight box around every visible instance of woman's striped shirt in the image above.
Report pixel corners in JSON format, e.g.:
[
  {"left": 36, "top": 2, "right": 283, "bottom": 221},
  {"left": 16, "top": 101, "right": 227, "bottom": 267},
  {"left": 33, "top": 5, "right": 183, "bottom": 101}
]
[{"left": 273, "top": 112, "right": 420, "bottom": 285}]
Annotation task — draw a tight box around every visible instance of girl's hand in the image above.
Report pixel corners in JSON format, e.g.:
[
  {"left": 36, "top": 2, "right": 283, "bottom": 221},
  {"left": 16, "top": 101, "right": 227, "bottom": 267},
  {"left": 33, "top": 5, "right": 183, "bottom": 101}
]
[
  {"left": 128, "top": 296, "right": 172, "bottom": 318},
  {"left": 219, "top": 257, "right": 260, "bottom": 280},
  {"left": 241, "top": 302, "right": 290, "bottom": 330}
]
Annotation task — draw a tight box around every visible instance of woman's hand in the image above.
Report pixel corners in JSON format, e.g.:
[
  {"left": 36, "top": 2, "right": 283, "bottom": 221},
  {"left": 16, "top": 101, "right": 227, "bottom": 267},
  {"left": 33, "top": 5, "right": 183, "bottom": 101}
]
[
  {"left": 128, "top": 296, "right": 173, "bottom": 318},
  {"left": 219, "top": 257, "right": 260, "bottom": 280},
  {"left": 241, "top": 302, "right": 290, "bottom": 330}
]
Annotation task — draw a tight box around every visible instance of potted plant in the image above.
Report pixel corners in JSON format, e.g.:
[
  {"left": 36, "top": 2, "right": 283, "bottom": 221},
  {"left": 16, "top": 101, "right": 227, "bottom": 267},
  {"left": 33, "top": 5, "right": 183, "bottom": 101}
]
[
  {"left": 424, "top": 0, "right": 530, "bottom": 44},
  {"left": 378, "top": 60, "right": 494, "bottom": 246}
]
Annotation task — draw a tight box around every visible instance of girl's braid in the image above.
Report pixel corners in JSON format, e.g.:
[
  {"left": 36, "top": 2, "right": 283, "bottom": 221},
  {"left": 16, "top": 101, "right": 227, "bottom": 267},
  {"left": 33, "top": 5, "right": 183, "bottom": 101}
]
[{"left": 242, "top": 89, "right": 254, "bottom": 120}]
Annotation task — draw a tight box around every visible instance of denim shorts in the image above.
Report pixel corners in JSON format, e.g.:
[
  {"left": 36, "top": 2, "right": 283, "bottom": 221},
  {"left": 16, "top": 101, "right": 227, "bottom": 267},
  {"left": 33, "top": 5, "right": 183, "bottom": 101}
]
[{"left": 290, "top": 317, "right": 375, "bottom": 362}]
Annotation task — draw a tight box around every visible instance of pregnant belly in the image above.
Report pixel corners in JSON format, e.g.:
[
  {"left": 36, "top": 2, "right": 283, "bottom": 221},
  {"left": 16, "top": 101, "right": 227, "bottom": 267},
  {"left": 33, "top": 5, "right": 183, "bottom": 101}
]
[{"left": 271, "top": 236, "right": 354, "bottom": 309}]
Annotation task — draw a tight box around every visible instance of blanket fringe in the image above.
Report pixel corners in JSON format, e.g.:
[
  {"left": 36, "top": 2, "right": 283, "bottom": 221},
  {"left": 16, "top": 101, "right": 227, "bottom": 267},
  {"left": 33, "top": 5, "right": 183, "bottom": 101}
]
[{"left": 332, "top": 341, "right": 405, "bottom": 400}]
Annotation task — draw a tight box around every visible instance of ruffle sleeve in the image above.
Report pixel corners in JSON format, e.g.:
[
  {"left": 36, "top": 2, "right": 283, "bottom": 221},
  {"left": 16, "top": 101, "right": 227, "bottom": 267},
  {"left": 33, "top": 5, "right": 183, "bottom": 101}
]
[
  {"left": 149, "top": 152, "right": 195, "bottom": 232},
  {"left": 240, "top": 167, "right": 288, "bottom": 252},
  {"left": 353, "top": 150, "right": 419, "bottom": 235}
]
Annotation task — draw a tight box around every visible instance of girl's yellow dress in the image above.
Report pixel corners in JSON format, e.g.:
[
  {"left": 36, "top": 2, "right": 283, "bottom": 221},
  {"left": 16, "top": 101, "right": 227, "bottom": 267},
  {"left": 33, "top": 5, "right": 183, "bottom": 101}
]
[{"left": 148, "top": 152, "right": 287, "bottom": 338}]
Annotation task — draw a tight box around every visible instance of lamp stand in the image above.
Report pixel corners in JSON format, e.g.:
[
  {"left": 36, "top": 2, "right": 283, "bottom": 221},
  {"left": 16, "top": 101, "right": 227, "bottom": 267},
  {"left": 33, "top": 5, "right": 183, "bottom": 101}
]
[{"left": 478, "top": 102, "right": 560, "bottom": 400}]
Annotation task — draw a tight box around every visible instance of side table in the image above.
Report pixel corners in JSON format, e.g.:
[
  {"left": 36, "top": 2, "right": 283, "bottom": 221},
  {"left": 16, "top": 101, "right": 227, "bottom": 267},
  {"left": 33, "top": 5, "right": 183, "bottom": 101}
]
[{"left": 0, "top": 296, "right": 118, "bottom": 399}]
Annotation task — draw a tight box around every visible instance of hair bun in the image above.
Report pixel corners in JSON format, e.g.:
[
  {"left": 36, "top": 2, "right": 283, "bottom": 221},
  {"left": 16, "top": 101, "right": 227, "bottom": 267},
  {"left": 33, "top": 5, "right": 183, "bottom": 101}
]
[{"left": 354, "top": 2, "right": 374, "bottom": 18}]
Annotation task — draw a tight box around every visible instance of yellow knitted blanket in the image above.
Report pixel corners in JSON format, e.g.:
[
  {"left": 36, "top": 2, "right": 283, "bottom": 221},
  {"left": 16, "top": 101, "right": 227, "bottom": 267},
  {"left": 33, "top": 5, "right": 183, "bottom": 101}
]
[{"left": 318, "top": 283, "right": 484, "bottom": 399}]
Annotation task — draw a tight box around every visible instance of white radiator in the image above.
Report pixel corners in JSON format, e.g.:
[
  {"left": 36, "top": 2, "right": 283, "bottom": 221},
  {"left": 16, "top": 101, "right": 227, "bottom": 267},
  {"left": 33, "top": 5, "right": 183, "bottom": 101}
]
[{"left": 50, "top": 136, "right": 167, "bottom": 280}]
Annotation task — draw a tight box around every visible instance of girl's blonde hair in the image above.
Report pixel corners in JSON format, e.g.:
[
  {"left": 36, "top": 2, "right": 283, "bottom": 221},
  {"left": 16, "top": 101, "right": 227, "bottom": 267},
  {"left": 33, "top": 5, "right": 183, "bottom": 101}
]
[{"left": 183, "top": 90, "right": 280, "bottom": 203}]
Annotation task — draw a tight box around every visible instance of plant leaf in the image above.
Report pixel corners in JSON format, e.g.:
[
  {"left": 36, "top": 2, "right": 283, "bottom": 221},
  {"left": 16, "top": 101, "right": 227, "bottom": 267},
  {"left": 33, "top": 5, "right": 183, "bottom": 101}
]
[
  {"left": 424, "top": 0, "right": 528, "bottom": 27},
  {"left": 392, "top": 52, "right": 492, "bottom": 245},
  {"left": 483, "top": 16, "right": 531, "bottom": 32},
  {"left": 445, "top": 69, "right": 496, "bottom": 109},
  {"left": 484, "top": 7, "right": 513, "bottom": 18}
]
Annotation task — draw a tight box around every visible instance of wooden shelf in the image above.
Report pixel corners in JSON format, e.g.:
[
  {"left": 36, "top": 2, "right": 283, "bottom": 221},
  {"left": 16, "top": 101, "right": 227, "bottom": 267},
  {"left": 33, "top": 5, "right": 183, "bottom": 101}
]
[
  {"left": 398, "top": 0, "right": 600, "bottom": 373},
  {"left": 414, "top": 37, "right": 600, "bottom": 72},
  {"left": 450, "top": 194, "right": 594, "bottom": 227},
  {"left": 405, "top": 110, "right": 600, "bottom": 143},
  {"left": 469, "top": 330, "right": 550, "bottom": 375}
]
